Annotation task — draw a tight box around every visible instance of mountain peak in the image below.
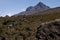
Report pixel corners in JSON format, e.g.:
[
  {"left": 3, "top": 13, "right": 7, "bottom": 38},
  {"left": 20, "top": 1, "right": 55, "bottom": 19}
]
[
  {"left": 36, "top": 2, "right": 49, "bottom": 8},
  {"left": 14, "top": 2, "right": 50, "bottom": 16},
  {"left": 26, "top": 2, "right": 50, "bottom": 11},
  {"left": 37, "top": 2, "right": 44, "bottom": 6}
]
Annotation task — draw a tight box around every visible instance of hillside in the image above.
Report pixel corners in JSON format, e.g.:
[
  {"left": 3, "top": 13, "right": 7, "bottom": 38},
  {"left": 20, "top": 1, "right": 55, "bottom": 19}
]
[
  {"left": 36, "top": 19, "right": 60, "bottom": 40},
  {"left": 0, "top": 7, "right": 60, "bottom": 40}
]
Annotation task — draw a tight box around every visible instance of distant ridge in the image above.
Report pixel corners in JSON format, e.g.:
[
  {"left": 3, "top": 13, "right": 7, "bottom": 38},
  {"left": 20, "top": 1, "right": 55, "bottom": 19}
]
[{"left": 14, "top": 2, "right": 50, "bottom": 16}]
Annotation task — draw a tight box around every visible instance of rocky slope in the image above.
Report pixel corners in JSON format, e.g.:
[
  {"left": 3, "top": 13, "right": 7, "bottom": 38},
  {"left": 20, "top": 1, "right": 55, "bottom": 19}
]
[
  {"left": 36, "top": 19, "right": 60, "bottom": 40},
  {"left": 0, "top": 18, "right": 60, "bottom": 40}
]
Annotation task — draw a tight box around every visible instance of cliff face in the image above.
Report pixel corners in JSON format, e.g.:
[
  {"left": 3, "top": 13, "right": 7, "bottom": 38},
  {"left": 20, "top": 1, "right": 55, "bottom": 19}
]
[{"left": 36, "top": 19, "right": 60, "bottom": 40}]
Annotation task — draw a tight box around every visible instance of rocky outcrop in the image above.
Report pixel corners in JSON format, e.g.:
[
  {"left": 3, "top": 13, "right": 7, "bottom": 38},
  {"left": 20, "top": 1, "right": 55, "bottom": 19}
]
[{"left": 36, "top": 19, "right": 60, "bottom": 40}]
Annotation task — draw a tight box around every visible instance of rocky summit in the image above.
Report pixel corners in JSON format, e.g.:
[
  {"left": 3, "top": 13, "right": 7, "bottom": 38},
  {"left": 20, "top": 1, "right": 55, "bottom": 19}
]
[
  {"left": 15, "top": 2, "right": 50, "bottom": 16},
  {"left": 26, "top": 2, "right": 49, "bottom": 12}
]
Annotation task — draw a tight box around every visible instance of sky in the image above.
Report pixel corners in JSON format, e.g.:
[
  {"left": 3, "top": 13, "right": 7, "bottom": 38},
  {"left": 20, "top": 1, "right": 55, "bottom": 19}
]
[{"left": 0, "top": 0, "right": 60, "bottom": 16}]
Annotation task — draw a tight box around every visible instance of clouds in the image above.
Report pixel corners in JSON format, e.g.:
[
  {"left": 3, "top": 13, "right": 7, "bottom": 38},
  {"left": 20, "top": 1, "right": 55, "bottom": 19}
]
[
  {"left": 6, "top": 13, "right": 12, "bottom": 16},
  {"left": 0, "top": 10, "right": 12, "bottom": 17}
]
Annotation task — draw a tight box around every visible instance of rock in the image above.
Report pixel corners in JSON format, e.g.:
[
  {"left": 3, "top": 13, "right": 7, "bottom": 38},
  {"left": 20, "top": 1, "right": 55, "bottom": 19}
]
[{"left": 36, "top": 19, "right": 60, "bottom": 40}]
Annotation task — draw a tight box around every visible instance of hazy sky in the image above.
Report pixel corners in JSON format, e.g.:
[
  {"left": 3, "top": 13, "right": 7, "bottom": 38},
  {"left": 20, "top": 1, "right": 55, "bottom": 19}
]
[{"left": 0, "top": 0, "right": 60, "bottom": 16}]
